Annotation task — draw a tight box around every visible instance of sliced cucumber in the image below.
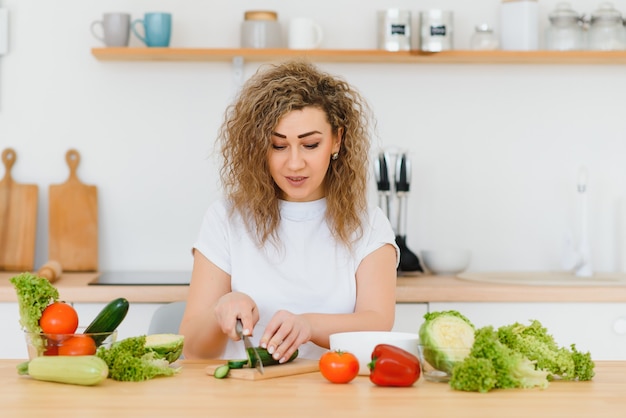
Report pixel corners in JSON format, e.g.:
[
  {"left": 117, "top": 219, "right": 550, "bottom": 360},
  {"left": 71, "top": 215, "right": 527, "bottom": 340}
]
[
  {"left": 227, "top": 359, "right": 249, "bottom": 369},
  {"left": 247, "top": 347, "right": 299, "bottom": 367},
  {"left": 213, "top": 364, "right": 230, "bottom": 379}
]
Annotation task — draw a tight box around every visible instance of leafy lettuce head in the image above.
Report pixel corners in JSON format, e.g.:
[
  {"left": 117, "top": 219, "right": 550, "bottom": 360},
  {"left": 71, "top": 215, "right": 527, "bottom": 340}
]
[{"left": 10, "top": 273, "right": 59, "bottom": 333}]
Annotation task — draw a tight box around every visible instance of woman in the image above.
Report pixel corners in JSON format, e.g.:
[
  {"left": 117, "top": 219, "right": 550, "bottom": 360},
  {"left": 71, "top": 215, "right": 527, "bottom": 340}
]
[{"left": 180, "top": 60, "right": 398, "bottom": 363}]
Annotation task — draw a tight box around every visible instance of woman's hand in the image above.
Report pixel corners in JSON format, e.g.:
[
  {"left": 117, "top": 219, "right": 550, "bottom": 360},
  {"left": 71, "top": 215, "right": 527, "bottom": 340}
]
[
  {"left": 260, "top": 310, "right": 312, "bottom": 363},
  {"left": 214, "top": 292, "right": 259, "bottom": 340}
]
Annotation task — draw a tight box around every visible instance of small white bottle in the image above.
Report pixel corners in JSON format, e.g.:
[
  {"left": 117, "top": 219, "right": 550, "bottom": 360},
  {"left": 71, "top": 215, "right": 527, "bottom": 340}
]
[{"left": 500, "top": 0, "right": 539, "bottom": 50}]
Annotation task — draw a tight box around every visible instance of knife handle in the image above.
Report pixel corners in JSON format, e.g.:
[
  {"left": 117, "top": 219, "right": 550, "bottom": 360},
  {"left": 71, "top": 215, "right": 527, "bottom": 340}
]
[
  {"left": 235, "top": 319, "right": 244, "bottom": 337},
  {"left": 395, "top": 153, "right": 410, "bottom": 192},
  {"left": 375, "top": 152, "right": 390, "bottom": 191}
]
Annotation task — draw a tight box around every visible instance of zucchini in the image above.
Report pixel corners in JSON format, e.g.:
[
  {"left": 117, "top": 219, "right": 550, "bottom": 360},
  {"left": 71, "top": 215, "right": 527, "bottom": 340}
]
[
  {"left": 17, "top": 355, "right": 109, "bottom": 386},
  {"left": 247, "top": 347, "right": 298, "bottom": 368},
  {"left": 84, "top": 297, "right": 129, "bottom": 345}
]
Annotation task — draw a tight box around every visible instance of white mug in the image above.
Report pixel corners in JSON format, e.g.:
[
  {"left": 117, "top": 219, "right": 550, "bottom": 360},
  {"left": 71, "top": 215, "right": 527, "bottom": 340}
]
[
  {"left": 91, "top": 13, "right": 131, "bottom": 47},
  {"left": 288, "top": 18, "right": 323, "bottom": 49}
]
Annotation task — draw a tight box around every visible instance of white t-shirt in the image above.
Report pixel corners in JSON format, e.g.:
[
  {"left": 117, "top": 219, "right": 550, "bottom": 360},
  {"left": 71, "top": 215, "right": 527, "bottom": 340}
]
[{"left": 193, "top": 197, "right": 398, "bottom": 360}]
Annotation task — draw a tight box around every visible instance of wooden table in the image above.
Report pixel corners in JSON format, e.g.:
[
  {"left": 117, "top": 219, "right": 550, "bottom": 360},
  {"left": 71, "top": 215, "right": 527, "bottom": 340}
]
[{"left": 1, "top": 359, "right": 624, "bottom": 417}]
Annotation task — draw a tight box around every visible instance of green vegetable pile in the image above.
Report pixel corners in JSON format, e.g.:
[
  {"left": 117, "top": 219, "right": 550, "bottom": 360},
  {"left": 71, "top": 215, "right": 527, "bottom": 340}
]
[
  {"left": 96, "top": 334, "right": 184, "bottom": 382},
  {"left": 10, "top": 273, "right": 59, "bottom": 333},
  {"left": 420, "top": 310, "right": 595, "bottom": 393}
]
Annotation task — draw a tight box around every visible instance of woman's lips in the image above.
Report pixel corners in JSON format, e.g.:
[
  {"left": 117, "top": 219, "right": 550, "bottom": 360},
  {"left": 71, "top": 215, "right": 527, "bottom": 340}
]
[{"left": 286, "top": 176, "right": 307, "bottom": 186}]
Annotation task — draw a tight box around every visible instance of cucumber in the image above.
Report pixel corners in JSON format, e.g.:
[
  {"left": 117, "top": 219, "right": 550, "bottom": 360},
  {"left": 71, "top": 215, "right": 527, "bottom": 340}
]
[
  {"left": 17, "top": 355, "right": 109, "bottom": 386},
  {"left": 214, "top": 364, "right": 230, "bottom": 379},
  {"left": 247, "top": 347, "right": 298, "bottom": 367},
  {"left": 84, "top": 297, "right": 129, "bottom": 345},
  {"left": 227, "top": 359, "right": 248, "bottom": 369}
]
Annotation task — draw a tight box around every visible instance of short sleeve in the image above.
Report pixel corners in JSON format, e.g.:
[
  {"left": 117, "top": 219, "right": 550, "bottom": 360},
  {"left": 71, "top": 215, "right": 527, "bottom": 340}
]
[{"left": 192, "top": 199, "right": 232, "bottom": 275}]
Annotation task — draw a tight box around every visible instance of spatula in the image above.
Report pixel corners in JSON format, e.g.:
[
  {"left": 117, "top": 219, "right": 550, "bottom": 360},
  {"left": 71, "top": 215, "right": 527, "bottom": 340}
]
[{"left": 0, "top": 148, "right": 38, "bottom": 271}]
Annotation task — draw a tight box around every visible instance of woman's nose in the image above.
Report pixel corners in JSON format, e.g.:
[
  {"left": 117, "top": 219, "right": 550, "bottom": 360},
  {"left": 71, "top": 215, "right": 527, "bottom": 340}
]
[{"left": 286, "top": 149, "right": 305, "bottom": 169}]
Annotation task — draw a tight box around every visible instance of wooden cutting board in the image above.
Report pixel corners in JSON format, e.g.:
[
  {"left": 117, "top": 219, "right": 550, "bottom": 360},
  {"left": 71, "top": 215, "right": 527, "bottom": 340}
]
[
  {"left": 48, "top": 149, "right": 98, "bottom": 271},
  {"left": 0, "top": 148, "right": 38, "bottom": 271},
  {"left": 205, "top": 359, "right": 319, "bottom": 380}
]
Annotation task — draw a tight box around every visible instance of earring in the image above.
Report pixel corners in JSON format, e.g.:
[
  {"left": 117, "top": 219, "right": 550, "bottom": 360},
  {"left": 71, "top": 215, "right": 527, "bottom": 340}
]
[{"left": 331, "top": 152, "right": 339, "bottom": 160}]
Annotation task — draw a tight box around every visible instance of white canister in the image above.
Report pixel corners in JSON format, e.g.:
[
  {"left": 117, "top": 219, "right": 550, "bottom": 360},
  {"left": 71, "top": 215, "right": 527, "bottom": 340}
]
[
  {"left": 420, "top": 10, "right": 453, "bottom": 52},
  {"left": 500, "top": 0, "right": 539, "bottom": 50},
  {"left": 377, "top": 9, "right": 412, "bottom": 51},
  {"left": 241, "top": 10, "right": 283, "bottom": 49}
]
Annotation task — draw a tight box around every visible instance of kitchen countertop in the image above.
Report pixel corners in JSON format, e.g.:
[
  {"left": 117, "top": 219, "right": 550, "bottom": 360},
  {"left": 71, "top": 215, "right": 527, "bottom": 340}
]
[
  {"left": 1, "top": 359, "right": 624, "bottom": 417},
  {"left": 2, "top": 271, "right": 626, "bottom": 303}
]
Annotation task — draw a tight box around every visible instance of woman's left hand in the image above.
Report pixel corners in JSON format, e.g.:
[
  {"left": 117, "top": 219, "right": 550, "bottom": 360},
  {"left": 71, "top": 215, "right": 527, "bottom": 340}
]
[{"left": 260, "top": 310, "right": 312, "bottom": 363}]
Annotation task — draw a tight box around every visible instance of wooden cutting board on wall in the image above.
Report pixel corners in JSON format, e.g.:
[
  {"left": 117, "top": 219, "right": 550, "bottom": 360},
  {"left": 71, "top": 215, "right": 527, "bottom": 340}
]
[
  {"left": 0, "top": 148, "right": 38, "bottom": 271},
  {"left": 48, "top": 149, "right": 98, "bottom": 271}
]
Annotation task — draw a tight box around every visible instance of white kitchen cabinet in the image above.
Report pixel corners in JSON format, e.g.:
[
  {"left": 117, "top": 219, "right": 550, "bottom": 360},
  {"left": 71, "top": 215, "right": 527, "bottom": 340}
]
[
  {"left": 73, "top": 302, "right": 164, "bottom": 341},
  {"left": 0, "top": 303, "right": 27, "bottom": 359},
  {"left": 429, "top": 302, "right": 626, "bottom": 361},
  {"left": 393, "top": 303, "right": 428, "bottom": 334},
  {"left": 0, "top": 302, "right": 165, "bottom": 359}
]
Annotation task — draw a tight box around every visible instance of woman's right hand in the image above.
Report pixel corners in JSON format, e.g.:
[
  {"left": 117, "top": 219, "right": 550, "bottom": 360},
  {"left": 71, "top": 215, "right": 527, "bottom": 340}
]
[{"left": 214, "top": 291, "right": 259, "bottom": 340}]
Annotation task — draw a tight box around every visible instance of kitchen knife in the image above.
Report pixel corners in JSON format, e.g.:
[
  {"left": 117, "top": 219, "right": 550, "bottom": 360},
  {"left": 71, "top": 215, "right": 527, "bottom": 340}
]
[
  {"left": 374, "top": 152, "right": 391, "bottom": 219},
  {"left": 394, "top": 152, "right": 424, "bottom": 273},
  {"left": 236, "top": 319, "right": 264, "bottom": 375}
]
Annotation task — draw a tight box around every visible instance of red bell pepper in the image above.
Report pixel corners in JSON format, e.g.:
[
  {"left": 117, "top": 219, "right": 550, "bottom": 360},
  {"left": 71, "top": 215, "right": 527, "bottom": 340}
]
[{"left": 368, "top": 344, "right": 421, "bottom": 387}]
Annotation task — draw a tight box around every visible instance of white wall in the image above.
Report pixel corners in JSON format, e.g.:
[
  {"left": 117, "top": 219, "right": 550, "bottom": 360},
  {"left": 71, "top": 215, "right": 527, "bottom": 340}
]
[{"left": 1, "top": 0, "right": 625, "bottom": 274}]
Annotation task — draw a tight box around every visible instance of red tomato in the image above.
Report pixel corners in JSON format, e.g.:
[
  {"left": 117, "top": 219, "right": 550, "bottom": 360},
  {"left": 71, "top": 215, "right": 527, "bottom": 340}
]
[
  {"left": 43, "top": 338, "right": 58, "bottom": 356},
  {"left": 58, "top": 335, "right": 97, "bottom": 356},
  {"left": 319, "top": 350, "right": 360, "bottom": 384},
  {"left": 40, "top": 302, "right": 79, "bottom": 335}
]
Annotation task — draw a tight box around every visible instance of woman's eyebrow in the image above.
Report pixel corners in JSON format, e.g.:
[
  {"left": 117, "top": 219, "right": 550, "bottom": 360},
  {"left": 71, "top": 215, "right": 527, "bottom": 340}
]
[
  {"left": 271, "top": 130, "right": 322, "bottom": 139},
  {"left": 297, "top": 131, "right": 322, "bottom": 138}
]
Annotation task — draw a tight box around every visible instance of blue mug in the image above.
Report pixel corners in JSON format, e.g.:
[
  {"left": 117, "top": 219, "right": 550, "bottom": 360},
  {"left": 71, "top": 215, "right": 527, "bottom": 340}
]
[{"left": 132, "top": 12, "right": 172, "bottom": 47}]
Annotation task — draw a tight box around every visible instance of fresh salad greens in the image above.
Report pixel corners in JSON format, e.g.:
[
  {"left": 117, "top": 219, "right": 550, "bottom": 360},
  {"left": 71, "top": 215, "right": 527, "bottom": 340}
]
[
  {"left": 450, "top": 325, "right": 551, "bottom": 392},
  {"left": 421, "top": 310, "right": 598, "bottom": 393},
  {"left": 10, "top": 273, "right": 59, "bottom": 333},
  {"left": 96, "top": 335, "right": 182, "bottom": 381},
  {"left": 496, "top": 320, "right": 594, "bottom": 381}
]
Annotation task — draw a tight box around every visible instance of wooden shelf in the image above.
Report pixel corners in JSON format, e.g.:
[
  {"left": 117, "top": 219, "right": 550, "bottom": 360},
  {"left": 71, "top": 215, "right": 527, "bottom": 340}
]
[{"left": 91, "top": 47, "right": 626, "bottom": 64}]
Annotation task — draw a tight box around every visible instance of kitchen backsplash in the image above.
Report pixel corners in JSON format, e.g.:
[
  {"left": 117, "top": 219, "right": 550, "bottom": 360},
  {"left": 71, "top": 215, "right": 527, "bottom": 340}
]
[{"left": 0, "top": 0, "right": 625, "bottom": 274}]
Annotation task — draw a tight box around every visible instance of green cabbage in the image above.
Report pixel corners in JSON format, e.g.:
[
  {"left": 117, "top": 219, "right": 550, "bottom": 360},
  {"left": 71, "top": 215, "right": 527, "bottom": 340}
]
[{"left": 419, "top": 310, "right": 475, "bottom": 374}]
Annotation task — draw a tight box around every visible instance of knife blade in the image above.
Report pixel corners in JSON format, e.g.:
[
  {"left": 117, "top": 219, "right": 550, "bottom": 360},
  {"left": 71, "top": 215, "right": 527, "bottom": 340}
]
[{"left": 236, "top": 319, "right": 264, "bottom": 374}]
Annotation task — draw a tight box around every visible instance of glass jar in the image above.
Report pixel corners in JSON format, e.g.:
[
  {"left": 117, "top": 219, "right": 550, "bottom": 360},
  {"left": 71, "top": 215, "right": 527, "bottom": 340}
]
[
  {"left": 470, "top": 24, "right": 499, "bottom": 50},
  {"left": 588, "top": 2, "right": 625, "bottom": 50},
  {"left": 545, "top": 2, "right": 584, "bottom": 50},
  {"left": 240, "top": 10, "right": 283, "bottom": 48}
]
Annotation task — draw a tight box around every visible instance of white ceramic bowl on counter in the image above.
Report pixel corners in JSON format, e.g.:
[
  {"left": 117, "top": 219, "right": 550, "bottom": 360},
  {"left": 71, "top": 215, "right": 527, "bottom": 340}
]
[
  {"left": 421, "top": 249, "right": 471, "bottom": 275},
  {"left": 329, "top": 331, "right": 420, "bottom": 375}
]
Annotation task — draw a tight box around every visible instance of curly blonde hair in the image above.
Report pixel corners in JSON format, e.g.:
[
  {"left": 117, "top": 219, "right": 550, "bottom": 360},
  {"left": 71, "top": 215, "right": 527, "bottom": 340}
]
[{"left": 218, "top": 60, "right": 373, "bottom": 247}]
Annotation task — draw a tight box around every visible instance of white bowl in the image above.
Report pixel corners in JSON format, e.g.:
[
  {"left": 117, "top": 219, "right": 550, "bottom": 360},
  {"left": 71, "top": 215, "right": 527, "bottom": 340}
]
[
  {"left": 329, "top": 331, "right": 419, "bottom": 375},
  {"left": 421, "top": 249, "right": 471, "bottom": 275}
]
